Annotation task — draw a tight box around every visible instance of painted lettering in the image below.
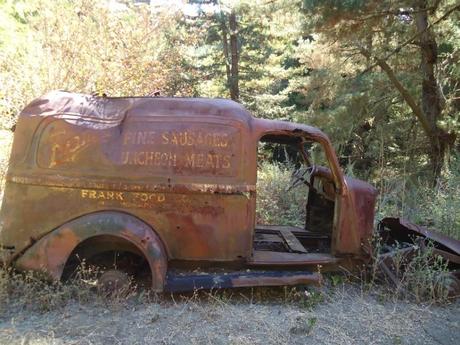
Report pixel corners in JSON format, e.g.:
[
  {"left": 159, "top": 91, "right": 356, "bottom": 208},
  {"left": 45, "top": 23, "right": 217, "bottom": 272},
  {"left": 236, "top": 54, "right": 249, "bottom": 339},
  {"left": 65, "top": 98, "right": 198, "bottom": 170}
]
[
  {"left": 80, "top": 189, "right": 124, "bottom": 201},
  {"left": 185, "top": 153, "right": 231, "bottom": 169},
  {"left": 123, "top": 131, "right": 156, "bottom": 145},
  {"left": 121, "top": 151, "right": 177, "bottom": 167},
  {"left": 222, "top": 154, "right": 231, "bottom": 169},
  {"left": 160, "top": 130, "right": 230, "bottom": 148},
  {"left": 132, "top": 192, "right": 166, "bottom": 203}
]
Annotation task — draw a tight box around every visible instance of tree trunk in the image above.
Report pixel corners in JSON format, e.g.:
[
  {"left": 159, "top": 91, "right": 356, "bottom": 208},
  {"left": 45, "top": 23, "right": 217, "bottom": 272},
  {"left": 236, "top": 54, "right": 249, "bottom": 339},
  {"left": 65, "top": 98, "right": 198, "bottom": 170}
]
[
  {"left": 229, "top": 11, "right": 239, "bottom": 101},
  {"left": 220, "top": 16, "right": 231, "bottom": 89},
  {"left": 360, "top": 2, "right": 457, "bottom": 183},
  {"left": 414, "top": 0, "right": 445, "bottom": 179}
]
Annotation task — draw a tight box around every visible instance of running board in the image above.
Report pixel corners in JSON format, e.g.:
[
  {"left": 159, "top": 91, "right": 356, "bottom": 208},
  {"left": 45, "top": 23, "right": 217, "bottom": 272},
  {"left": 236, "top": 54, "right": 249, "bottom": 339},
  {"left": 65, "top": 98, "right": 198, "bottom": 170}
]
[
  {"left": 165, "top": 270, "right": 322, "bottom": 292},
  {"left": 248, "top": 250, "right": 338, "bottom": 266}
]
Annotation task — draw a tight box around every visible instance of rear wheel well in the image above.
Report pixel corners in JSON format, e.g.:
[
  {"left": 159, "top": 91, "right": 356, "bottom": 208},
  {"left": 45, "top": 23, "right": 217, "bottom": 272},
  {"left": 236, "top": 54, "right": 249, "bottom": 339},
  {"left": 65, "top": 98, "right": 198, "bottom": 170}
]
[
  {"left": 61, "top": 235, "right": 152, "bottom": 288},
  {"left": 15, "top": 211, "right": 168, "bottom": 291}
]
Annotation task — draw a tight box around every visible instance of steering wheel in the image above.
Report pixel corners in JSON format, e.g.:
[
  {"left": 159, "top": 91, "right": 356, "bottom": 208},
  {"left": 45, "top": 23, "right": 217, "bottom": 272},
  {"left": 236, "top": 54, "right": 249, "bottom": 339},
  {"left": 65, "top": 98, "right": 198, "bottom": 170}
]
[{"left": 286, "top": 165, "right": 316, "bottom": 192}]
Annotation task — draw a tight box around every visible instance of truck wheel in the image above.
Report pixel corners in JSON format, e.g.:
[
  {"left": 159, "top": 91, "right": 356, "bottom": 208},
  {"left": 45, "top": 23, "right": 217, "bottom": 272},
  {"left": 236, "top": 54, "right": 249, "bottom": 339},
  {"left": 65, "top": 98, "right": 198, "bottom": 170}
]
[
  {"left": 63, "top": 248, "right": 152, "bottom": 292},
  {"left": 97, "top": 269, "right": 131, "bottom": 297}
]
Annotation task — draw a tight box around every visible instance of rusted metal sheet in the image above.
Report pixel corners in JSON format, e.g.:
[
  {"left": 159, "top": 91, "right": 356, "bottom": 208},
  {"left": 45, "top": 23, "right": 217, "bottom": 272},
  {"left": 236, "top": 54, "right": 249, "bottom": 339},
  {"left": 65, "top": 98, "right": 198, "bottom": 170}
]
[
  {"left": 15, "top": 212, "right": 168, "bottom": 291},
  {"left": 248, "top": 251, "right": 338, "bottom": 266},
  {"left": 0, "top": 91, "right": 380, "bottom": 291},
  {"left": 165, "top": 270, "right": 322, "bottom": 292},
  {"left": 379, "top": 218, "right": 460, "bottom": 256},
  {"left": 378, "top": 218, "right": 460, "bottom": 297}
]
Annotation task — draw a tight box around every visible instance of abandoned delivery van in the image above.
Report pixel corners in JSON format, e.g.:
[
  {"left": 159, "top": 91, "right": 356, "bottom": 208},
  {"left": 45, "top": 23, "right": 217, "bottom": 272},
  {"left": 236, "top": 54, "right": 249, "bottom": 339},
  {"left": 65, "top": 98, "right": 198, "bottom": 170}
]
[{"left": 0, "top": 91, "right": 378, "bottom": 292}]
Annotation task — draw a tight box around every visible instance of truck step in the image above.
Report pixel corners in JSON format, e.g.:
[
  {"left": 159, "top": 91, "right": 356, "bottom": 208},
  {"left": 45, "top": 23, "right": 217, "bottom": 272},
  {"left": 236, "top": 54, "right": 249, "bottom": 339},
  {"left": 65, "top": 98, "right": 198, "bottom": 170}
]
[
  {"left": 164, "top": 269, "right": 321, "bottom": 292},
  {"left": 248, "top": 250, "right": 338, "bottom": 266}
]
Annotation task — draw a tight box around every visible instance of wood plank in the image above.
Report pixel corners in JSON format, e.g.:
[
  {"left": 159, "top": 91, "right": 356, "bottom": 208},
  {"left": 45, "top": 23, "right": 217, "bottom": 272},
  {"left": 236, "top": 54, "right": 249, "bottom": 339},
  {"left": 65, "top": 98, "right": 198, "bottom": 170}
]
[
  {"left": 256, "top": 224, "right": 307, "bottom": 233},
  {"left": 254, "top": 233, "right": 284, "bottom": 243},
  {"left": 279, "top": 230, "right": 308, "bottom": 253}
]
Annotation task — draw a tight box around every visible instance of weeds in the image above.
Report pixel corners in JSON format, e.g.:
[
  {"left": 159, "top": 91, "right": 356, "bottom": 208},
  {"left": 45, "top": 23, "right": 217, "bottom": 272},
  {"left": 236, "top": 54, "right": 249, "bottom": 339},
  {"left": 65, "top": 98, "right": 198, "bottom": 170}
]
[
  {"left": 256, "top": 161, "right": 308, "bottom": 226},
  {"left": 377, "top": 154, "right": 460, "bottom": 241},
  {"left": 397, "top": 243, "right": 452, "bottom": 303},
  {"left": 368, "top": 233, "right": 454, "bottom": 304},
  {"left": 0, "top": 262, "right": 143, "bottom": 315},
  {"left": 0, "top": 267, "right": 92, "bottom": 313}
]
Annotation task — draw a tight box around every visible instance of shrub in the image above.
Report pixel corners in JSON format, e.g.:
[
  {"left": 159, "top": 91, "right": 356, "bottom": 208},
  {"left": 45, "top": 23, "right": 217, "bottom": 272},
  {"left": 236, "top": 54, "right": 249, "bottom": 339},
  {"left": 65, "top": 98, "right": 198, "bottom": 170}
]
[
  {"left": 256, "top": 161, "right": 307, "bottom": 226},
  {"left": 376, "top": 154, "right": 460, "bottom": 240}
]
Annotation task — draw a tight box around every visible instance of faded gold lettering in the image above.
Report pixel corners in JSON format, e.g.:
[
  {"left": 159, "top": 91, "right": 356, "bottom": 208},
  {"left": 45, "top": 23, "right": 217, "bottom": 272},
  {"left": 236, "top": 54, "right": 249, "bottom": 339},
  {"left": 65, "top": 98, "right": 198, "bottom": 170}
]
[
  {"left": 80, "top": 189, "right": 125, "bottom": 201},
  {"left": 48, "top": 132, "right": 99, "bottom": 168},
  {"left": 123, "top": 131, "right": 134, "bottom": 145},
  {"left": 196, "top": 153, "right": 205, "bottom": 168},
  {"left": 154, "top": 152, "right": 161, "bottom": 166},
  {"left": 118, "top": 128, "right": 235, "bottom": 172},
  {"left": 145, "top": 151, "right": 154, "bottom": 165},
  {"left": 171, "top": 133, "right": 178, "bottom": 145},
  {"left": 206, "top": 154, "right": 214, "bottom": 168},
  {"left": 132, "top": 192, "right": 166, "bottom": 204},
  {"left": 123, "top": 131, "right": 156, "bottom": 145},
  {"left": 161, "top": 132, "right": 169, "bottom": 144},
  {"left": 185, "top": 153, "right": 195, "bottom": 168},
  {"left": 184, "top": 153, "right": 231, "bottom": 169},
  {"left": 222, "top": 154, "right": 231, "bottom": 169},
  {"left": 121, "top": 151, "right": 177, "bottom": 167},
  {"left": 160, "top": 130, "right": 230, "bottom": 148}
]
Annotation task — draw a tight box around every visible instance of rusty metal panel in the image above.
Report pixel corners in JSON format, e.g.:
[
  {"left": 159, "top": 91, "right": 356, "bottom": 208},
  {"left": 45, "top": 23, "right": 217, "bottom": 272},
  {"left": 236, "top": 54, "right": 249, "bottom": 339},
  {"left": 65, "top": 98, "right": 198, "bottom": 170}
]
[
  {"left": 14, "top": 212, "right": 168, "bottom": 291},
  {"left": 1, "top": 92, "right": 259, "bottom": 265},
  {"left": 36, "top": 120, "right": 244, "bottom": 178},
  {"left": 380, "top": 218, "right": 460, "bottom": 255},
  {"left": 165, "top": 270, "right": 322, "bottom": 292},
  {"left": 378, "top": 218, "right": 460, "bottom": 297},
  {"left": 0, "top": 91, "right": 381, "bottom": 289}
]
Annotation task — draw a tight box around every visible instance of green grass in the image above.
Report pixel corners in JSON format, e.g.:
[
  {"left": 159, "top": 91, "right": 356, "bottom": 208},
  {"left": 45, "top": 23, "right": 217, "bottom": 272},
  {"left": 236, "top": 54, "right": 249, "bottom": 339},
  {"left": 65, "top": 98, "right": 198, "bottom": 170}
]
[{"left": 376, "top": 155, "right": 460, "bottom": 240}]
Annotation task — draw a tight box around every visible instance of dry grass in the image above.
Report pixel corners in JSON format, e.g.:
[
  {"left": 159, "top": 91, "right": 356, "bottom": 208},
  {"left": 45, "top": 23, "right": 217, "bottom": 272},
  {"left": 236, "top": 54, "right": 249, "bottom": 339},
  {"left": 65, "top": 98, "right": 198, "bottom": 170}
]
[
  {"left": 0, "top": 130, "right": 13, "bottom": 199},
  {"left": 0, "top": 271, "right": 458, "bottom": 345}
]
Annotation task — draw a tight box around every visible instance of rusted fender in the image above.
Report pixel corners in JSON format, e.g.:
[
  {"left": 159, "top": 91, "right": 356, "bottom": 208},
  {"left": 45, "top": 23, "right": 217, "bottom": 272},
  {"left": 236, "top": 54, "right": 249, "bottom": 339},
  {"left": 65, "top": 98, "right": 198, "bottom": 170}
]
[
  {"left": 379, "top": 217, "right": 460, "bottom": 257},
  {"left": 15, "top": 211, "right": 167, "bottom": 291},
  {"left": 379, "top": 218, "right": 460, "bottom": 297}
]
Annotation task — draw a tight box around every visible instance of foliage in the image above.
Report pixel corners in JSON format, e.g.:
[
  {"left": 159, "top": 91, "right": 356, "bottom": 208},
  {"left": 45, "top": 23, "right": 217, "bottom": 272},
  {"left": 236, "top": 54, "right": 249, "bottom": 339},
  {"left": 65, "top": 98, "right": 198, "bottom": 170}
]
[
  {"left": 0, "top": 0, "right": 458, "bottom": 237},
  {"left": 369, "top": 235, "right": 454, "bottom": 304},
  {"left": 0, "top": 0, "right": 199, "bottom": 129},
  {"left": 256, "top": 161, "right": 307, "bottom": 226},
  {"left": 377, "top": 154, "right": 460, "bottom": 240},
  {"left": 298, "top": 0, "right": 460, "bottom": 179}
]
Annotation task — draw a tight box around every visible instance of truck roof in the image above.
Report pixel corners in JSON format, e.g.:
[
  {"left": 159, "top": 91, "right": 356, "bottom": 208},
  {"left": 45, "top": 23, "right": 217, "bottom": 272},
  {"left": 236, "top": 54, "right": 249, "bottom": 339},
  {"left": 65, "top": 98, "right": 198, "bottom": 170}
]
[{"left": 20, "top": 91, "right": 254, "bottom": 125}]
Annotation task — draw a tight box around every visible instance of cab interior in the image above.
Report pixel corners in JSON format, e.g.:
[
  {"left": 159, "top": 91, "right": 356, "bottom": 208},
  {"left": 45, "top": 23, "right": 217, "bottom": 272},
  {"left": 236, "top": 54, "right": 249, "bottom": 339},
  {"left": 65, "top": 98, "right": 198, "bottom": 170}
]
[{"left": 249, "top": 133, "right": 337, "bottom": 265}]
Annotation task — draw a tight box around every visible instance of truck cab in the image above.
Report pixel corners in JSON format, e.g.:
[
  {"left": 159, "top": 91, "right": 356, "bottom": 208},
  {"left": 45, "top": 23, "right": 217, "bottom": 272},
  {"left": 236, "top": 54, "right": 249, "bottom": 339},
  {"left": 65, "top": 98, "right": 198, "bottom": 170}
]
[{"left": 0, "top": 91, "right": 377, "bottom": 292}]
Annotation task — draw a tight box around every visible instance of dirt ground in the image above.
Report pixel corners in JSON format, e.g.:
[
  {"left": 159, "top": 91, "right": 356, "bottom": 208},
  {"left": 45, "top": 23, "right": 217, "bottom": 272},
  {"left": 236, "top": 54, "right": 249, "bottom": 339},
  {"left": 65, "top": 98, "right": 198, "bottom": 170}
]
[{"left": 0, "top": 285, "right": 459, "bottom": 345}]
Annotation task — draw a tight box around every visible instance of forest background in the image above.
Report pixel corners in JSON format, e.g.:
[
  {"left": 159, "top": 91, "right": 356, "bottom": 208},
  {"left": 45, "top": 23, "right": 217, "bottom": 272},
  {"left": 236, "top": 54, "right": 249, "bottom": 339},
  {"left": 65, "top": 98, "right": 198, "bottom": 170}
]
[{"left": 0, "top": 0, "right": 459, "bottom": 239}]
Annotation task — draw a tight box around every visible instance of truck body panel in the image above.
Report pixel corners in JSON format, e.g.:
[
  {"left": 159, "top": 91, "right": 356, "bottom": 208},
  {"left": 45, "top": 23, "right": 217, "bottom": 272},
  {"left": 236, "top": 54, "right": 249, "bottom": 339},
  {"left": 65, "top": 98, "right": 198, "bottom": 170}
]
[{"left": 0, "top": 91, "right": 379, "bottom": 291}]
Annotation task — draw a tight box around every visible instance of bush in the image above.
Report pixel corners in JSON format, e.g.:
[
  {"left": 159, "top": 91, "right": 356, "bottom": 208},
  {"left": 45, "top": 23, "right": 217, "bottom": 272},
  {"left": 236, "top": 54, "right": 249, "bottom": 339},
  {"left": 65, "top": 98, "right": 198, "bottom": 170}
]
[
  {"left": 0, "top": 0, "right": 198, "bottom": 130},
  {"left": 377, "top": 154, "right": 460, "bottom": 240},
  {"left": 256, "top": 162, "right": 308, "bottom": 226}
]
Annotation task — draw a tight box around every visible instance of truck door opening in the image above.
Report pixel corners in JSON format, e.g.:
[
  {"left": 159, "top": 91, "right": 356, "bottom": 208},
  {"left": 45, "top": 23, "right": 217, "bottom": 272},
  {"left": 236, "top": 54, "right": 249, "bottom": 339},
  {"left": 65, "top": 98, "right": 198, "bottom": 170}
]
[{"left": 253, "top": 134, "right": 334, "bottom": 256}]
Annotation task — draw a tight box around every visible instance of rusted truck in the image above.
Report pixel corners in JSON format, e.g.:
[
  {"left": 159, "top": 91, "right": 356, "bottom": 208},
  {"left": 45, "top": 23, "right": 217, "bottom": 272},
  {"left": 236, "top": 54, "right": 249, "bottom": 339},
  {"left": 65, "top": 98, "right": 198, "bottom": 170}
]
[{"left": 0, "top": 90, "right": 444, "bottom": 293}]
